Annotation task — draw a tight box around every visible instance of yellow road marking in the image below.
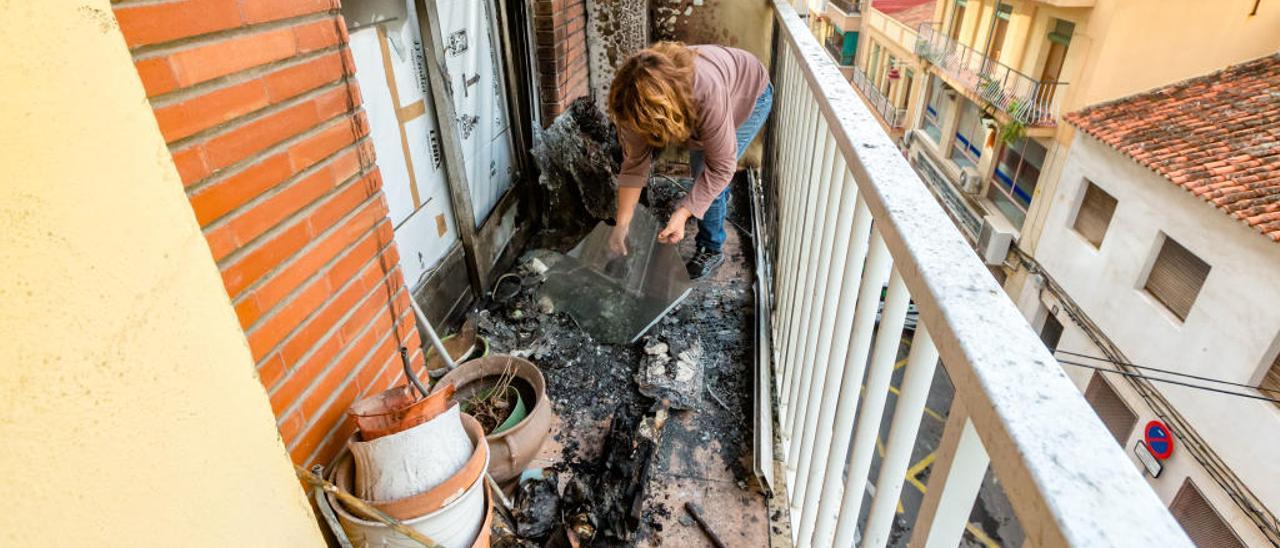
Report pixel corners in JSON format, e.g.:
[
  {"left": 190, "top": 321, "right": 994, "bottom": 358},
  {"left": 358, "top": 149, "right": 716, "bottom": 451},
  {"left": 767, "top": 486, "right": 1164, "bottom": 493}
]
[
  {"left": 905, "top": 452, "right": 936, "bottom": 494},
  {"left": 875, "top": 436, "right": 885, "bottom": 458},
  {"left": 894, "top": 358, "right": 909, "bottom": 370},
  {"left": 966, "top": 523, "right": 1001, "bottom": 548},
  {"left": 888, "top": 385, "right": 900, "bottom": 395},
  {"left": 924, "top": 406, "right": 945, "bottom": 422}
]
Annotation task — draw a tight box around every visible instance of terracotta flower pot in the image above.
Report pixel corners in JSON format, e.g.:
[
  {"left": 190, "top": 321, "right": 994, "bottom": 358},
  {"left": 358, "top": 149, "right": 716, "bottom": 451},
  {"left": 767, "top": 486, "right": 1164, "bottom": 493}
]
[
  {"left": 433, "top": 355, "right": 553, "bottom": 484},
  {"left": 328, "top": 414, "right": 493, "bottom": 548}
]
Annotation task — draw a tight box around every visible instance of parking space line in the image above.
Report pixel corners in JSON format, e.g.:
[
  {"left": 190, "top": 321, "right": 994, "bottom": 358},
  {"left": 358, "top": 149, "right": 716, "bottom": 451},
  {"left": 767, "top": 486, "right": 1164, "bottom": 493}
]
[
  {"left": 966, "top": 523, "right": 1001, "bottom": 548},
  {"left": 905, "top": 452, "right": 936, "bottom": 494}
]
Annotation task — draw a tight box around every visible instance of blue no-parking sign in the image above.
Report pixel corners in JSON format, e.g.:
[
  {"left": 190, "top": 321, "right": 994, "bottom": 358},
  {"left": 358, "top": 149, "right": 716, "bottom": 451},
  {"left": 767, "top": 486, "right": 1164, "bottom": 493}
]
[{"left": 1143, "top": 420, "right": 1174, "bottom": 460}]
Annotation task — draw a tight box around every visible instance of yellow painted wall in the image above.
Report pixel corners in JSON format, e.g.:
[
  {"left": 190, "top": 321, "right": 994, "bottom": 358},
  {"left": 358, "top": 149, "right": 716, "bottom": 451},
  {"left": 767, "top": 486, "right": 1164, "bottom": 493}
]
[{"left": 0, "top": 2, "right": 325, "bottom": 546}]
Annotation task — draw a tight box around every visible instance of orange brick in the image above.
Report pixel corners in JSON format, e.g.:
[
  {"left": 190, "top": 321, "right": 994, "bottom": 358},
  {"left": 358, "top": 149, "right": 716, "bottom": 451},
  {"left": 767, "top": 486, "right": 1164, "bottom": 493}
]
[
  {"left": 292, "top": 18, "right": 342, "bottom": 53},
  {"left": 237, "top": 204, "right": 385, "bottom": 327},
  {"left": 135, "top": 57, "right": 180, "bottom": 98},
  {"left": 305, "top": 171, "right": 382, "bottom": 234},
  {"left": 278, "top": 411, "right": 307, "bottom": 446},
  {"left": 263, "top": 52, "right": 345, "bottom": 103},
  {"left": 169, "top": 145, "right": 210, "bottom": 186},
  {"left": 202, "top": 100, "right": 318, "bottom": 172},
  {"left": 246, "top": 270, "right": 333, "bottom": 361},
  {"left": 113, "top": 0, "right": 243, "bottom": 48},
  {"left": 288, "top": 118, "right": 359, "bottom": 171},
  {"left": 258, "top": 352, "right": 288, "bottom": 389},
  {"left": 189, "top": 152, "right": 293, "bottom": 226},
  {"left": 276, "top": 252, "right": 387, "bottom": 366},
  {"left": 242, "top": 0, "right": 336, "bottom": 24},
  {"left": 220, "top": 219, "right": 310, "bottom": 297},
  {"left": 167, "top": 27, "right": 298, "bottom": 88},
  {"left": 154, "top": 79, "right": 271, "bottom": 143},
  {"left": 209, "top": 161, "right": 348, "bottom": 261},
  {"left": 306, "top": 420, "right": 357, "bottom": 467}
]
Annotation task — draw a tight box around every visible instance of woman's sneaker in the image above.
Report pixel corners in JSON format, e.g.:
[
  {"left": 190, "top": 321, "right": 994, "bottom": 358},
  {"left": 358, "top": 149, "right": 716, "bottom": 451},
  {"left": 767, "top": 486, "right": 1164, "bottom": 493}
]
[{"left": 686, "top": 247, "right": 725, "bottom": 280}]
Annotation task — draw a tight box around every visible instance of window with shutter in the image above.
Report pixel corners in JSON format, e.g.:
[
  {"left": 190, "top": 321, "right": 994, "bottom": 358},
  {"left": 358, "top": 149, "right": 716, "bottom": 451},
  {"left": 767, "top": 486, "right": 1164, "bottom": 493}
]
[
  {"left": 1072, "top": 180, "right": 1117, "bottom": 248},
  {"left": 1170, "top": 481, "right": 1245, "bottom": 548},
  {"left": 1260, "top": 350, "right": 1280, "bottom": 409},
  {"left": 1144, "top": 237, "right": 1210, "bottom": 321},
  {"left": 1083, "top": 372, "right": 1136, "bottom": 444}
]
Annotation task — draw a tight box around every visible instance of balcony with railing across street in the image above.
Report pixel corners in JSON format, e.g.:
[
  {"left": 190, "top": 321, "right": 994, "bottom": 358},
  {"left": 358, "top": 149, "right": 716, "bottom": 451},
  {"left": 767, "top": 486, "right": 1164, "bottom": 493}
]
[{"left": 914, "top": 23, "right": 1067, "bottom": 127}]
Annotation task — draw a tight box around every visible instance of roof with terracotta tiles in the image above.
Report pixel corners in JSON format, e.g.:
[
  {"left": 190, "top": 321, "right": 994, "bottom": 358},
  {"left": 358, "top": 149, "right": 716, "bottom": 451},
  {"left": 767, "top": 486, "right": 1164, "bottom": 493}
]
[
  {"left": 872, "top": 0, "right": 936, "bottom": 28},
  {"left": 1065, "top": 54, "right": 1280, "bottom": 242}
]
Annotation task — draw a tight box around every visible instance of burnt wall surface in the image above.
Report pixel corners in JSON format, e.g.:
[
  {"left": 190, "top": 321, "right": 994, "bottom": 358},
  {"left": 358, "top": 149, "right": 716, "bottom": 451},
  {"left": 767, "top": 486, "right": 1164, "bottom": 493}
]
[{"left": 586, "top": 0, "right": 649, "bottom": 105}]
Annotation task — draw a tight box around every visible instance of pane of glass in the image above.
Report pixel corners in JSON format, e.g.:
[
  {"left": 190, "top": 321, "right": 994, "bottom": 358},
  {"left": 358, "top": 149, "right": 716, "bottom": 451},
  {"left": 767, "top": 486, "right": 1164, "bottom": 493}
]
[
  {"left": 987, "top": 183, "right": 1026, "bottom": 229},
  {"left": 540, "top": 205, "right": 694, "bottom": 344}
]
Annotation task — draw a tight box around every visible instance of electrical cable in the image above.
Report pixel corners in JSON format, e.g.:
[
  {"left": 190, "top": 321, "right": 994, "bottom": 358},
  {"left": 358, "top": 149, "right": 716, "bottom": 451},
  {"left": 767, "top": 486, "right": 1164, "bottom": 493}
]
[
  {"left": 1054, "top": 349, "right": 1280, "bottom": 396},
  {"left": 1056, "top": 359, "right": 1280, "bottom": 405}
]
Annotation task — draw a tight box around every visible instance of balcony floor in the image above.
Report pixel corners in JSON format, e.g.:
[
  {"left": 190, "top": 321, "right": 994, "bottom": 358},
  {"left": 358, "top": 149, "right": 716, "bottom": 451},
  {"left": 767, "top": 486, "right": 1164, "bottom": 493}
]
[{"left": 474, "top": 175, "right": 772, "bottom": 546}]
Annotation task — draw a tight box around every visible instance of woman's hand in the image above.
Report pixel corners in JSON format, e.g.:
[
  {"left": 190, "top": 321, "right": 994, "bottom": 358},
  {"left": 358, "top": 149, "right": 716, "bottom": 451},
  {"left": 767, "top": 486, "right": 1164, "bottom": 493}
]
[
  {"left": 658, "top": 207, "right": 693, "bottom": 244},
  {"left": 609, "top": 223, "right": 630, "bottom": 256}
]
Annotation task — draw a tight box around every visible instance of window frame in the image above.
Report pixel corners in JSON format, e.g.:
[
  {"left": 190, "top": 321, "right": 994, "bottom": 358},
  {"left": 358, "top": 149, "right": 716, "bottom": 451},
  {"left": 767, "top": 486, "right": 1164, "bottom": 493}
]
[
  {"left": 921, "top": 77, "right": 946, "bottom": 144},
  {"left": 949, "top": 100, "right": 983, "bottom": 170},
  {"left": 1139, "top": 234, "right": 1211, "bottom": 323},
  {"left": 1071, "top": 178, "right": 1117, "bottom": 249},
  {"left": 986, "top": 136, "right": 1045, "bottom": 228}
]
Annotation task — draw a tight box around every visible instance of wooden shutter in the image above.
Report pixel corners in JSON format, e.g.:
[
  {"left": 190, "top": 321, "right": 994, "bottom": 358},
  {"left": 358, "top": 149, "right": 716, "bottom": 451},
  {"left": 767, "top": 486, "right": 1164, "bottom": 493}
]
[
  {"left": 1073, "top": 181, "right": 1117, "bottom": 247},
  {"left": 1083, "top": 372, "right": 1136, "bottom": 444},
  {"left": 1170, "top": 481, "right": 1245, "bottom": 548},
  {"left": 1144, "top": 237, "right": 1209, "bottom": 321}
]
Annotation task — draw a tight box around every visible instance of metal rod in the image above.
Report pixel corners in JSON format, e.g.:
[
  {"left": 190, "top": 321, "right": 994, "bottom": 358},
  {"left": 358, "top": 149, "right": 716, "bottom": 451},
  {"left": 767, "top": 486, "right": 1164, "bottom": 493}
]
[{"left": 410, "top": 296, "right": 457, "bottom": 371}]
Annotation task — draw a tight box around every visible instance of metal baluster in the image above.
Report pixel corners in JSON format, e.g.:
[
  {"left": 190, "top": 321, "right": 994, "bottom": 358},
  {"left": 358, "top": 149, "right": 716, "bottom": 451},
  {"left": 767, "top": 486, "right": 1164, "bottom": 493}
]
[
  {"left": 830, "top": 266, "right": 908, "bottom": 548},
  {"left": 777, "top": 95, "right": 822, "bottom": 416},
  {"left": 796, "top": 193, "right": 873, "bottom": 547},
  {"left": 907, "top": 400, "right": 989, "bottom": 548},
  {"left": 789, "top": 148, "right": 851, "bottom": 515},
  {"left": 784, "top": 125, "right": 837, "bottom": 483},
  {"left": 862, "top": 324, "right": 941, "bottom": 547}
]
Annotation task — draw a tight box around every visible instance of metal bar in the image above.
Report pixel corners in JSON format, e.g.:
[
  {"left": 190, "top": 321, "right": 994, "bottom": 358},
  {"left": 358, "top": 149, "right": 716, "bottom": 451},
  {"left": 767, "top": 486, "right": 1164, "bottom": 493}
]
[
  {"left": 830, "top": 264, "right": 906, "bottom": 548},
  {"left": 808, "top": 224, "right": 890, "bottom": 548},
  {"left": 784, "top": 126, "right": 838, "bottom": 462},
  {"left": 789, "top": 151, "right": 852, "bottom": 518},
  {"left": 863, "top": 324, "right": 941, "bottom": 547},
  {"left": 779, "top": 101, "right": 824, "bottom": 430},
  {"left": 907, "top": 400, "right": 989, "bottom": 548},
  {"left": 776, "top": 85, "right": 816, "bottom": 412},
  {"left": 805, "top": 197, "right": 874, "bottom": 548},
  {"left": 415, "top": 0, "right": 488, "bottom": 292},
  {"left": 750, "top": 169, "right": 777, "bottom": 493}
]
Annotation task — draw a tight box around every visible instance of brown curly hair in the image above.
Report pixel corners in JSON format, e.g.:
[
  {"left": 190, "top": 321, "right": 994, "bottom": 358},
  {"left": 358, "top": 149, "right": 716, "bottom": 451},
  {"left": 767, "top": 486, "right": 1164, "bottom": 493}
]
[{"left": 607, "top": 42, "right": 698, "bottom": 148}]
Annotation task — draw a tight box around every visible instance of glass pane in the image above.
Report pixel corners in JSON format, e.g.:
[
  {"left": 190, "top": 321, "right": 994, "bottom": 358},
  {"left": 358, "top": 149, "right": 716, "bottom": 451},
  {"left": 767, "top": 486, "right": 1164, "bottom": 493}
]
[
  {"left": 540, "top": 205, "right": 694, "bottom": 344},
  {"left": 986, "top": 183, "right": 1026, "bottom": 229}
]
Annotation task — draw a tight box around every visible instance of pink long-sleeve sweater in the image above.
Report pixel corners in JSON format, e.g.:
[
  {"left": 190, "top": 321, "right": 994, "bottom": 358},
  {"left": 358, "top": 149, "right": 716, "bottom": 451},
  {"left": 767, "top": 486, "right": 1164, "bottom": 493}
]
[{"left": 616, "top": 45, "right": 769, "bottom": 218}]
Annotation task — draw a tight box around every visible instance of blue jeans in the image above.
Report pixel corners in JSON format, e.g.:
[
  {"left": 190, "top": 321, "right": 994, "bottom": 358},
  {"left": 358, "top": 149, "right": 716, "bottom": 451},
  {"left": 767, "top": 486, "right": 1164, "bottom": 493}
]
[{"left": 690, "top": 83, "right": 773, "bottom": 252}]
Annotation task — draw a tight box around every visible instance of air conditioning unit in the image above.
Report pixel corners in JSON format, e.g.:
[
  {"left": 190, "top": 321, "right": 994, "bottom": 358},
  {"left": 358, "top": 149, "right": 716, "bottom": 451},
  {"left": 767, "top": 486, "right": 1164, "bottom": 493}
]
[
  {"left": 959, "top": 166, "right": 981, "bottom": 194},
  {"left": 977, "top": 217, "right": 1015, "bottom": 265}
]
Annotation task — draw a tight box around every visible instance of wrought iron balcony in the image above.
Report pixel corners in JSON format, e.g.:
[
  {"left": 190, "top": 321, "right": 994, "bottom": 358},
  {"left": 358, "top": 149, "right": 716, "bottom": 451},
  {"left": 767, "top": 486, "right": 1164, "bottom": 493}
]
[
  {"left": 914, "top": 24, "right": 1066, "bottom": 127},
  {"left": 850, "top": 64, "right": 906, "bottom": 129},
  {"left": 763, "top": 2, "right": 1191, "bottom": 546}
]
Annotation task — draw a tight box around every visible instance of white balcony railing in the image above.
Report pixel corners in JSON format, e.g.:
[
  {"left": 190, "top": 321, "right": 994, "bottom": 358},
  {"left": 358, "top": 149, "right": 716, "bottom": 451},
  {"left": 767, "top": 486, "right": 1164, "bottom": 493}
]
[
  {"left": 914, "top": 24, "right": 1066, "bottom": 127},
  {"left": 849, "top": 64, "right": 906, "bottom": 129},
  {"left": 765, "top": 2, "right": 1191, "bottom": 546}
]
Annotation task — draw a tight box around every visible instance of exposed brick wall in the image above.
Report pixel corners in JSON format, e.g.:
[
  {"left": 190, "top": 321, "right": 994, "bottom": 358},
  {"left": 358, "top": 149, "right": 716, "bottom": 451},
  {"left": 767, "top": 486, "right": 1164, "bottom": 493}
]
[
  {"left": 112, "top": 0, "right": 425, "bottom": 467},
  {"left": 533, "top": 0, "right": 591, "bottom": 124}
]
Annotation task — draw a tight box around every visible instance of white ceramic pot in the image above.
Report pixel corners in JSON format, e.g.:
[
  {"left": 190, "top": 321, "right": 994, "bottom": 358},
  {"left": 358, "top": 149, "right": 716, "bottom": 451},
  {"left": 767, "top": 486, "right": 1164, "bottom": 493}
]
[
  {"left": 329, "top": 453, "right": 490, "bottom": 548},
  {"left": 348, "top": 404, "right": 473, "bottom": 501}
]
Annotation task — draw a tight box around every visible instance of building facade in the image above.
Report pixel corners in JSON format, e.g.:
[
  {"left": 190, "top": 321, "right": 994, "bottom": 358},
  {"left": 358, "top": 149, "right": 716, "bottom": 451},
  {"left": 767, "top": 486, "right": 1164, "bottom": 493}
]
[{"left": 1019, "top": 55, "right": 1280, "bottom": 546}]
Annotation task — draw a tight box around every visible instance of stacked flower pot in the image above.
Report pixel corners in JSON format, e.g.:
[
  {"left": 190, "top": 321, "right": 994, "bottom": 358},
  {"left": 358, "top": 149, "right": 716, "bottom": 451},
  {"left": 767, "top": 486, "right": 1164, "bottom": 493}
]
[{"left": 327, "top": 383, "right": 493, "bottom": 548}]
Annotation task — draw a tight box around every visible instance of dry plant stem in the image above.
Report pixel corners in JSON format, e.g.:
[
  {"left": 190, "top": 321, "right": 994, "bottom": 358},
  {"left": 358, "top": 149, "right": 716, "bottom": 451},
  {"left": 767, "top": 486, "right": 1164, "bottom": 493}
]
[
  {"left": 294, "top": 464, "right": 443, "bottom": 548},
  {"left": 467, "top": 357, "right": 519, "bottom": 432}
]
